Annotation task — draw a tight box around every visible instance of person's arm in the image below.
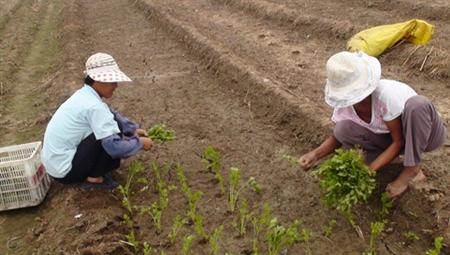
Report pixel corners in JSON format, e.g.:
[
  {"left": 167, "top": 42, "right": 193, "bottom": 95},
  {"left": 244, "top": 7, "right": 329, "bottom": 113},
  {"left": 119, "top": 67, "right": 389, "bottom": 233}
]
[
  {"left": 299, "top": 135, "right": 342, "bottom": 171},
  {"left": 369, "top": 117, "right": 404, "bottom": 171},
  {"left": 101, "top": 134, "right": 153, "bottom": 159},
  {"left": 111, "top": 110, "right": 139, "bottom": 136}
]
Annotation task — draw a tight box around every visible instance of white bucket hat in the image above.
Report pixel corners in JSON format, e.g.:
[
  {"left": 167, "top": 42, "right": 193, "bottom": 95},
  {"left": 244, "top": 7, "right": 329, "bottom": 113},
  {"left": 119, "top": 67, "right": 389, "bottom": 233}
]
[
  {"left": 324, "top": 51, "right": 381, "bottom": 108},
  {"left": 84, "top": 53, "right": 132, "bottom": 83}
]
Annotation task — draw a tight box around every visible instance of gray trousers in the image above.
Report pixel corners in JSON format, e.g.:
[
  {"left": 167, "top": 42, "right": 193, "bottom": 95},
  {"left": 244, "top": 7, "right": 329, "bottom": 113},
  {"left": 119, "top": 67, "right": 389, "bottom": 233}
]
[{"left": 334, "top": 96, "right": 447, "bottom": 167}]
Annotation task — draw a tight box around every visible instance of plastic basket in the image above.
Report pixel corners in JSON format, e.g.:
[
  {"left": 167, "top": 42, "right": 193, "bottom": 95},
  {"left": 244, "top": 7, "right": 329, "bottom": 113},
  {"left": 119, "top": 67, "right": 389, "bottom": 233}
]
[{"left": 0, "top": 141, "right": 51, "bottom": 211}]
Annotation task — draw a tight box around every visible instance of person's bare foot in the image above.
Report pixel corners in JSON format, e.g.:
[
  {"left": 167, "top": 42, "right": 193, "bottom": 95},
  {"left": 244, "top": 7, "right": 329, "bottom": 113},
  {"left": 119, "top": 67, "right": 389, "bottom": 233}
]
[
  {"left": 386, "top": 166, "right": 424, "bottom": 199},
  {"left": 86, "top": 176, "right": 104, "bottom": 183}
]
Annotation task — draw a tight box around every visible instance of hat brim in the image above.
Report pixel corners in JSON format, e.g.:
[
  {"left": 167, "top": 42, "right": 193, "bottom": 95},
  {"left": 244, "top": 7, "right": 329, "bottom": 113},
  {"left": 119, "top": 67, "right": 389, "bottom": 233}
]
[
  {"left": 324, "top": 54, "right": 380, "bottom": 108},
  {"left": 86, "top": 68, "right": 132, "bottom": 83}
]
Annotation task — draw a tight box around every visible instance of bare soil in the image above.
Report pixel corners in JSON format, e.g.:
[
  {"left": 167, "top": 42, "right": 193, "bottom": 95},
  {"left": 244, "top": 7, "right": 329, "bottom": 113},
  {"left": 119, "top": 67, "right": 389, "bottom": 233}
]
[{"left": 0, "top": 0, "right": 449, "bottom": 254}]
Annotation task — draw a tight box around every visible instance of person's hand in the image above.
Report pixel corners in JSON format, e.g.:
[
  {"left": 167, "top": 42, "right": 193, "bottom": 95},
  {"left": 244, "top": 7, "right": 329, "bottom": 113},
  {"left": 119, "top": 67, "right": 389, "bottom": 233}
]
[
  {"left": 135, "top": 128, "right": 148, "bottom": 137},
  {"left": 299, "top": 151, "right": 318, "bottom": 171},
  {"left": 140, "top": 137, "right": 153, "bottom": 150}
]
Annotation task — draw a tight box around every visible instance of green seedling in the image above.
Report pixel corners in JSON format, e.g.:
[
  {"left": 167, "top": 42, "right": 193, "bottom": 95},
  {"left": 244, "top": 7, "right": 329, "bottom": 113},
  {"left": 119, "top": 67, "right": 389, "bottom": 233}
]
[
  {"left": 182, "top": 235, "right": 196, "bottom": 255},
  {"left": 364, "top": 221, "right": 385, "bottom": 255},
  {"left": 143, "top": 242, "right": 153, "bottom": 255},
  {"left": 209, "top": 225, "right": 224, "bottom": 255},
  {"left": 176, "top": 163, "right": 191, "bottom": 195},
  {"left": 379, "top": 192, "right": 393, "bottom": 220},
  {"left": 228, "top": 167, "right": 261, "bottom": 212},
  {"left": 425, "top": 236, "right": 443, "bottom": 255},
  {"left": 191, "top": 211, "right": 208, "bottom": 241},
  {"left": 151, "top": 161, "right": 176, "bottom": 210},
  {"left": 229, "top": 167, "right": 242, "bottom": 212},
  {"left": 168, "top": 215, "right": 188, "bottom": 245},
  {"left": 323, "top": 219, "right": 337, "bottom": 237},
  {"left": 301, "top": 228, "right": 313, "bottom": 255},
  {"left": 236, "top": 199, "right": 252, "bottom": 236},
  {"left": 314, "top": 148, "right": 376, "bottom": 227},
  {"left": 248, "top": 177, "right": 262, "bottom": 194},
  {"left": 118, "top": 161, "right": 145, "bottom": 213},
  {"left": 282, "top": 154, "right": 300, "bottom": 166},
  {"left": 251, "top": 203, "right": 272, "bottom": 255},
  {"left": 201, "top": 146, "right": 225, "bottom": 194},
  {"left": 122, "top": 213, "right": 139, "bottom": 254},
  {"left": 266, "top": 218, "right": 300, "bottom": 255},
  {"left": 403, "top": 231, "right": 420, "bottom": 242},
  {"left": 147, "top": 123, "right": 175, "bottom": 142},
  {"left": 139, "top": 202, "right": 163, "bottom": 233}
]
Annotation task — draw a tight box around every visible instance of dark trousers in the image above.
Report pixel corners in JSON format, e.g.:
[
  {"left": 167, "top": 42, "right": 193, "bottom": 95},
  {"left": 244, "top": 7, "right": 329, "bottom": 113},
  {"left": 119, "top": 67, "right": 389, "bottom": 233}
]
[{"left": 54, "top": 133, "right": 120, "bottom": 184}]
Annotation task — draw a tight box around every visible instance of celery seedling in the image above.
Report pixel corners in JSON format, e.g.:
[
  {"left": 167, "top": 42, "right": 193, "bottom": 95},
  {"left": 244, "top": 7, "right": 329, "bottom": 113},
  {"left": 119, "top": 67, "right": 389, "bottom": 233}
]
[
  {"left": 403, "top": 231, "right": 420, "bottom": 242},
  {"left": 236, "top": 199, "right": 252, "bottom": 236},
  {"left": 425, "top": 236, "right": 443, "bottom": 255},
  {"left": 201, "top": 146, "right": 225, "bottom": 194},
  {"left": 228, "top": 167, "right": 242, "bottom": 212},
  {"left": 182, "top": 235, "right": 196, "bottom": 255},
  {"left": 323, "top": 219, "right": 337, "bottom": 237},
  {"left": 147, "top": 123, "right": 176, "bottom": 142},
  {"left": 143, "top": 242, "right": 152, "bottom": 255},
  {"left": 168, "top": 215, "right": 188, "bottom": 245},
  {"left": 209, "top": 225, "right": 224, "bottom": 255},
  {"left": 301, "top": 228, "right": 312, "bottom": 255},
  {"left": 379, "top": 192, "right": 393, "bottom": 220},
  {"left": 266, "top": 218, "right": 300, "bottom": 255},
  {"left": 364, "top": 221, "right": 385, "bottom": 255},
  {"left": 139, "top": 202, "right": 163, "bottom": 233},
  {"left": 191, "top": 212, "right": 208, "bottom": 241},
  {"left": 248, "top": 177, "right": 262, "bottom": 194},
  {"left": 251, "top": 203, "right": 272, "bottom": 255}
]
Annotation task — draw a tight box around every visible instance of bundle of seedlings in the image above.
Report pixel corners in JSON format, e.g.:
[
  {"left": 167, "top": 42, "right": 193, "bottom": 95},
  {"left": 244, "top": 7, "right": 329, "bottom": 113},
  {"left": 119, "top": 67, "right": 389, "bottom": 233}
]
[
  {"left": 147, "top": 123, "right": 176, "bottom": 142},
  {"left": 314, "top": 148, "right": 376, "bottom": 238}
]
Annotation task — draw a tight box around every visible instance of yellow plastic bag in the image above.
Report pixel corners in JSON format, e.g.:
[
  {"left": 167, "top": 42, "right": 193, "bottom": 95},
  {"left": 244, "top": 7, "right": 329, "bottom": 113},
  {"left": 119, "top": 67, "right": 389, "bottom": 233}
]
[{"left": 347, "top": 19, "right": 434, "bottom": 57}]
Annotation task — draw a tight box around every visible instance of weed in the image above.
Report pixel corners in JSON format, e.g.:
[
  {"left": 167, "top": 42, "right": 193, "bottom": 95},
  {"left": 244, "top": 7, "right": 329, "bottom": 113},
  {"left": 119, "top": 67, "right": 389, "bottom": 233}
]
[
  {"left": 209, "top": 225, "right": 224, "bottom": 255},
  {"left": 147, "top": 123, "right": 176, "bottom": 142},
  {"left": 425, "top": 236, "right": 443, "bottom": 255},
  {"left": 266, "top": 218, "right": 300, "bottom": 255},
  {"left": 182, "top": 235, "right": 196, "bottom": 255},
  {"left": 314, "top": 148, "right": 375, "bottom": 227}
]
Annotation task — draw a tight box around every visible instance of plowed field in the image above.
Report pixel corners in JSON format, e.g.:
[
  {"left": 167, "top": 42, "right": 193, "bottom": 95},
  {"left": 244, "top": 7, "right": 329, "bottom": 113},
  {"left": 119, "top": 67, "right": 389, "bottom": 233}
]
[{"left": 0, "top": 0, "right": 449, "bottom": 254}]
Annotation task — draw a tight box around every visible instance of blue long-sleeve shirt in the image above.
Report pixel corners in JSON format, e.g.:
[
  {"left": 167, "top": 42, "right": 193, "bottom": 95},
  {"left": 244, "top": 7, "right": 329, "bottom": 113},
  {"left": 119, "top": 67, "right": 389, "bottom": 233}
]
[{"left": 101, "top": 111, "right": 142, "bottom": 159}]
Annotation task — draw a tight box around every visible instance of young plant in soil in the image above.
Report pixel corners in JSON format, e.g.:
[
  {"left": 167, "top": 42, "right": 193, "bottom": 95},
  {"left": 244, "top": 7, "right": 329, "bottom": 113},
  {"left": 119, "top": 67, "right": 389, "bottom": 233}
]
[
  {"left": 364, "top": 221, "right": 385, "bottom": 255},
  {"left": 301, "top": 228, "right": 313, "bottom": 255},
  {"left": 191, "top": 211, "right": 209, "bottom": 241},
  {"left": 168, "top": 215, "right": 188, "bottom": 245},
  {"left": 235, "top": 198, "right": 252, "bottom": 236},
  {"left": 119, "top": 161, "right": 145, "bottom": 213},
  {"left": 201, "top": 146, "right": 225, "bottom": 194},
  {"left": 378, "top": 192, "right": 393, "bottom": 221},
  {"left": 266, "top": 218, "right": 300, "bottom": 255},
  {"left": 228, "top": 167, "right": 262, "bottom": 212},
  {"left": 251, "top": 203, "right": 272, "bottom": 255},
  {"left": 147, "top": 123, "right": 176, "bottom": 142},
  {"left": 323, "top": 219, "right": 337, "bottom": 237},
  {"left": 313, "top": 148, "right": 376, "bottom": 232},
  {"left": 182, "top": 235, "right": 196, "bottom": 255},
  {"left": 403, "top": 231, "right": 420, "bottom": 242},
  {"left": 425, "top": 236, "right": 443, "bottom": 255},
  {"left": 139, "top": 202, "right": 163, "bottom": 233},
  {"left": 209, "top": 225, "right": 224, "bottom": 255}
]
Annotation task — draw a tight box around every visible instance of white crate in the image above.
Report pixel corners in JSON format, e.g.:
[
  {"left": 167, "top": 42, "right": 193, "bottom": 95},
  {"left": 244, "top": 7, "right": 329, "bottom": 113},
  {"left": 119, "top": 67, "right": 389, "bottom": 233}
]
[{"left": 0, "top": 141, "right": 51, "bottom": 211}]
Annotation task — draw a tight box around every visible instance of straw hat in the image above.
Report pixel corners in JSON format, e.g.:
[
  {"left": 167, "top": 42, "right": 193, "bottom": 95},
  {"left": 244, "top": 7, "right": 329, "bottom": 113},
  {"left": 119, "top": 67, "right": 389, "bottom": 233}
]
[
  {"left": 324, "top": 51, "right": 381, "bottom": 108},
  {"left": 84, "top": 53, "right": 132, "bottom": 83}
]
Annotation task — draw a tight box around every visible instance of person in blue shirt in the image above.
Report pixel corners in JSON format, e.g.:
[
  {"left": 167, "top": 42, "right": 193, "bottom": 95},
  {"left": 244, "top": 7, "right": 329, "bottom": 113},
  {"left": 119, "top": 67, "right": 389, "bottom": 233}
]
[{"left": 42, "top": 53, "right": 153, "bottom": 189}]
